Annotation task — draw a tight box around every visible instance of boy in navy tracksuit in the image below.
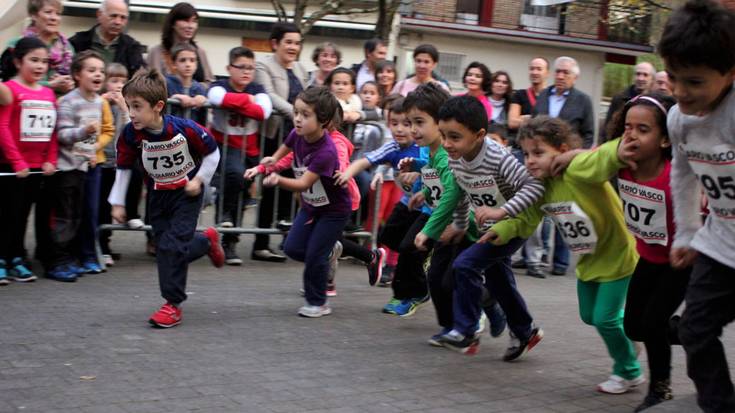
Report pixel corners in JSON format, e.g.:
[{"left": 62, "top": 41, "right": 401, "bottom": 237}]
[{"left": 109, "top": 68, "right": 225, "bottom": 328}]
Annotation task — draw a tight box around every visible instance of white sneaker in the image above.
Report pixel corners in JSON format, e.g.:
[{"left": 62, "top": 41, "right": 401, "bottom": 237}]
[
  {"left": 298, "top": 304, "right": 332, "bottom": 318},
  {"left": 327, "top": 241, "right": 342, "bottom": 284},
  {"left": 102, "top": 254, "right": 114, "bottom": 267},
  {"left": 127, "top": 218, "right": 144, "bottom": 229},
  {"left": 475, "top": 312, "right": 488, "bottom": 335},
  {"left": 597, "top": 374, "right": 646, "bottom": 394}
]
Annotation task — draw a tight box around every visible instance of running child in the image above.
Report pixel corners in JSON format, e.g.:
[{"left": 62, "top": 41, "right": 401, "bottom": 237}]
[
  {"left": 487, "top": 116, "right": 643, "bottom": 388},
  {"left": 658, "top": 1, "right": 735, "bottom": 410},
  {"left": 0, "top": 37, "right": 57, "bottom": 284},
  {"left": 258, "top": 86, "right": 352, "bottom": 317},
  {"left": 108, "top": 68, "right": 224, "bottom": 328},
  {"left": 53, "top": 50, "right": 114, "bottom": 278},
  {"left": 428, "top": 95, "right": 545, "bottom": 357},
  {"left": 208, "top": 46, "right": 272, "bottom": 264}
]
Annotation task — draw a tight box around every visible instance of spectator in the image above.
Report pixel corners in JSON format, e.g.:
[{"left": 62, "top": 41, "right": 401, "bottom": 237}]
[
  {"left": 69, "top": 0, "right": 145, "bottom": 76},
  {"left": 600, "top": 61, "right": 655, "bottom": 141},
  {"left": 351, "top": 38, "right": 387, "bottom": 91},
  {"left": 391, "top": 44, "right": 450, "bottom": 96},
  {"left": 375, "top": 60, "right": 397, "bottom": 100},
  {"left": 253, "top": 22, "right": 309, "bottom": 262},
  {"left": 533, "top": 56, "right": 594, "bottom": 148},
  {"left": 508, "top": 57, "right": 549, "bottom": 132},
  {"left": 488, "top": 70, "right": 513, "bottom": 126},
  {"left": 462, "top": 61, "right": 493, "bottom": 120},
  {"left": 4, "top": 0, "right": 75, "bottom": 95},
  {"left": 147, "top": 2, "right": 214, "bottom": 84},
  {"left": 308, "top": 42, "right": 340, "bottom": 87},
  {"left": 165, "top": 43, "right": 208, "bottom": 125},
  {"left": 653, "top": 71, "right": 673, "bottom": 96}
]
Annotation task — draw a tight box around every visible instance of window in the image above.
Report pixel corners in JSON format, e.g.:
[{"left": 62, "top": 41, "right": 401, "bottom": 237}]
[
  {"left": 456, "top": 0, "right": 481, "bottom": 24},
  {"left": 520, "top": 0, "right": 560, "bottom": 33},
  {"left": 403, "top": 51, "right": 466, "bottom": 84}
]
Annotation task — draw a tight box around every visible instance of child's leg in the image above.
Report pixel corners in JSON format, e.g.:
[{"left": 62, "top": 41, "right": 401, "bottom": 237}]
[
  {"left": 34, "top": 176, "right": 54, "bottom": 265},
  {"left": 0, "top": 166, "right": 16, "bottom": 262},
  {"left": 149, "top": 189, "right": 203, "bottom": 305},
  {"left": 428, "top": 239, "right": 472, "bottom": 329},
  {"left": 453, "top": 238, "right": 530, "bottom": 338},
  {"left": 49, "top": 171, "right": 86, "bottom": 268},
  {"left": 550, "top": 223, "right": 570, "bottom": 273},
  {"left": 125, "top": 164, "right": 144, "bottom": 221},
  {"left": 577, "top": 277, "right": 641, "bottom": 380},
  {"left": 8, "top": 173, "right": 42, "bottom": 261},
  {"left": 220, "top": 146, "right": 246, "bottom": 244},
  {"left": 339, "top": 237, "right": 373, "bottom": 264},
  {"left": 79, "top": 167, "right": 102, "bottom": 263},
  {"left": 98, "top": 167, "right": 115, "bottom": 255},
  {"left": 392, "top": 212, "right": 430, "bottom": 300},
  {"left": 679, "top": 254, "right": 735, "bottom": 412},
  {"left": 378, "top": 203, "right": 416, "bottom": 252}
]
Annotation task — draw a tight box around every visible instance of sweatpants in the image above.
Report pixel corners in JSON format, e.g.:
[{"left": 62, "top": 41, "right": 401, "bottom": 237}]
[
  {"left": 679, "top": 253, "right": 735, "bottom": 413},
  {"left": 78, "top": 166, "right": 101, "bottom": 264},
  {"left": 48, "top": 170, "right": 86, "bottom": 268},
  {"left": 428, "top": 238, "right": 473, "bottom": 329},
  {"left": 623, "top": 257, "right": 689, "bottom": 386},
  {"left": 578, "top": 276, "right": 641, "bottom": 380},
  {"left": 149, "top": 188, "right": 210, "bottom": 305},
  {"left": 283, "top": 209, "right": 350, "bottom": 306},
  {"left": 378, "top": 202, "right": 430, "bottom": 300}
]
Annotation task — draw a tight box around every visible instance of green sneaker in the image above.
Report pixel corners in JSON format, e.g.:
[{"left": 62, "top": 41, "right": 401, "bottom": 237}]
[{"left": 382, "top": 297, "right": 401, "bottom": 314}]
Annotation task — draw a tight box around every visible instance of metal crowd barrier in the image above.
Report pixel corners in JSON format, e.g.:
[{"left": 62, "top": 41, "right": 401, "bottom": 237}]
[{"left": 99, "top": 99, "right": 385, "bottom": 256}]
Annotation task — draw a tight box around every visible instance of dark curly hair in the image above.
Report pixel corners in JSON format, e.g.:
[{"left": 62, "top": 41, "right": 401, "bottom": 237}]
[
  {"left": 462, "top": 62, "right": 492, "bottom": 94},
  {"left": 518, "top": 115, "right": 575, "bottom": 149},
  {"left": 296, "top": 86, "right": 340, "bottom": 128}
]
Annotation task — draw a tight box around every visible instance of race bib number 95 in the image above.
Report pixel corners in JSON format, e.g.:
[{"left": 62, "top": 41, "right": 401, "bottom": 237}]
[{"left": 683, "top": 143, "right": 735, "bottom": 227}]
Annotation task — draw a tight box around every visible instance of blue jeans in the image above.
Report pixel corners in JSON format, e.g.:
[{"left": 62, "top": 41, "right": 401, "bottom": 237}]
[
  {"left": 453, "top": 237, "right": 533, "bottom": 339},
  {"left": 79, "top": 166, "right": 101, "bottom": 263},
  {"left": 284, "top": 209, "right": 350, "bottom": 306},
  {"left": 522, "top": 217, "right": 570, "bottom": 271}
]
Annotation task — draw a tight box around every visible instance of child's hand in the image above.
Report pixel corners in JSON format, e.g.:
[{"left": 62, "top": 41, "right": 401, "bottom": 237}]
[
  {"left": 263, "top": 173, "right": 280, "bottom": 187},
  {"left": 260, "top": 156, "right": 276, "bottom": 166},
  {"left": 670, "top": 247, "right": 697, "bottom": 269},
  {"left": 111, "top": 205, "right": 127, "bottom": 223},
  {"left": 184, "top": 177, "right": 202, "bottom": 197},
  {"left": 439, "top": 224, "right": 466, "bottom": 245},
  {"left": 478, "top": 229, "right": 502, "bottom": 245},
  {"left": 370, "top": 172, "right": 383, "bottom": 190},
  {"left": 398, "top": 171, "right": 419, "bottom": 187},
  {"left": 414, "top": 232, "right": 430, "bottom": 251},
  {"left": 617, "top": 137, "right": 639, "bottom": 171},
  {"left": 192, "top": 95, "right": 208, "bottom": 108},
  {"left": 398, "top": 157, "right": 415, "bottom": 172},
  {"left": 85, "top": 121, "right": 100, "bottom": 136},
  {"left": 475, "top": 207, "right": 507, "bottom": 227},
  {"left": 244, "top": 166, "right": 261, "bottom": 180},
  {"left": 171, "top": 94, "right": 192, "bottom": 107},
  {"left": 41, "top": 162, "right": 56, "bottom": 176},
  {"left": 550, "top": 149, "right": 585, "bottom": 177},
  {"left": 333, "top": 170, "right": 350, "bottom": 187},
  {"left": 408, "top": 192, "right": 425, "bottom": 210},
  {"left": 16, "top": 168, "right": 30, "bottom": 178},
  {"left": 343, "top": 111, "right": 361, "bottom": 123}
]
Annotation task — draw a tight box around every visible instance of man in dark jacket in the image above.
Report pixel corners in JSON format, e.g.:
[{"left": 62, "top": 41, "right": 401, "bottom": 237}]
[
  {"left": 351, "top": 38, "right": 387, "bottom": 91},
  {"left": 600, "top": 61, "right": 655, "bottom": 142},
  {"left": 69, "top": 0, "right": 146, "bottom": 76}
]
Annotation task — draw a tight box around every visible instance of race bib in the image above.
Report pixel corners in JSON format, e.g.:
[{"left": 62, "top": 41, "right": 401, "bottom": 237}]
[
  {"left": 20, "top": 100, "right": 55, "bottom": 142},
  {"left": 542, "top": 201, "right": 598, "bottom": 254},
  {"left": 293, "top": 166, "right": 330, "bottom": 207},
  {"left": 72, "top": 114, "right": 99, "bottom": 160},
  {"left": 618, "top": 179, "right": 668, "bottom": 246},
  {"left": 142, "top": 134, "right": 196, "bottom": 190},
  {"left": 395, "top": 173, "right": 415, "bottom": 197},
  {"left": 421, "top": 167, "right": 444, "bottom": 208},
  {"left": 682, "top": 143, "right": 735, "bottom": 227},
  {"left": 460, "top": 174, "right": 508, "bottom": 229}
]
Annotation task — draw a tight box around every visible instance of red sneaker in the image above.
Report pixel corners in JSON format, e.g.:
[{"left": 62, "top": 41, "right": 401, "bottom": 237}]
[
  {"left": 203, "top": 227, "right": 225, "bottom": 268},
  {"left": 149, "top": 303, "right": 182, "bottom": 328}
]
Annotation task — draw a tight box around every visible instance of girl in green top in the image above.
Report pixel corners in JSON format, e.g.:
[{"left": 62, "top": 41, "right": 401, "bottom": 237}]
[{"left": 486, "top": 116, "right": 644, "bottom": 395}]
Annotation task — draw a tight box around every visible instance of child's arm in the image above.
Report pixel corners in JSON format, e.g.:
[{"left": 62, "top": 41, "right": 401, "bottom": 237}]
[
  {"left": 668, "top": 124, "right": 702, "bottom": 269},
  {"left": 263, "top": 169, "right": 319, "bottom": 192},
  {"left": 335, "top": 158, "right": 371, "bottom": 186},
  {"left": 485, "top": 203, "right": 545, "bottom": 245},
  {"left": 208, "top": 85, "right": 273, "bottom": 121},
  {"left": 0, "top": 93, "right": 29, "bottom": 174},
  {"left": 495, "top": 151, "right": 546, "bottom": 218},
  {"left": 108, "top": 124, "right": 138, "bottom": 222},
  {"left": 334, "top": 140, "right": 398, "bottom": 186},
  {"left": 418, "top": 163, "right": 465, "bottom": 242},
  {"left": 0, "top": 83, "right": 10, "bottom": 105},
  {"left": 563, "top": 138, "right": 626, "bottom": 183},
  {"left": 260, "top": 144, "right": 291, "bottom": 167},
  {"left": 95, "top": 99, "right": 115, "bottom": 152}
]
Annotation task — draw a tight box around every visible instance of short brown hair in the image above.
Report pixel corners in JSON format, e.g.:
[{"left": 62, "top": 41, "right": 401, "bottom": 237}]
[
  {"left": 517, "top": 116, "right": 577, "bottom": 149},
  {"left": 296, "top": 86, "right": 339, "bottom": 128},
  {"left": 122, "top": 68, "right": 167, "bottom": 107},
  {"left": 71, "top": 50, "right": 104, "bottom": 77},
  {"left": 28, "top": 0, "right": 62, "bottom": 16},
  {"left": 170, "top": 43, "right": 198, "bottom": 62},
  {"left": 311, "top": 42, "right": 342, "bottom": 65},
  {"left": 105, "top": 62, "right": 129, "bottom": 80}
]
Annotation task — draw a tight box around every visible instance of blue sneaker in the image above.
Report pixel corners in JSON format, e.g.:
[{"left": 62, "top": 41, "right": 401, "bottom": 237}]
[
  {"left": 68, "top": 263, "right": 86, "bottom": 277},
  {"left": 9, "top": 257, "right": 37, "bottom": 282},
  {"left": 394, "top": 296, "right": 429, "bottom": 317},
  {"left": 46, "top": 265, "right": 78, "bottom": 282},
  {"left": 82, "top": 261, "right": 103, "bottom": 274},
  {"left": 0, "top": 260, "right": 9, "bottom": 286},
  {"left": 428, "top": 327, "right": 452, "bottom": 347},
  {"left": 486, "top": 302, "right": 507, "bottom": 338},
  {"left": 382, "top": 297, "right": 401, "bottom": 314}
]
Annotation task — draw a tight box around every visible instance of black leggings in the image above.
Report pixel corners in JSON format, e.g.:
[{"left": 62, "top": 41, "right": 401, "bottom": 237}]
[{"left": 623, "top": 257, "right": 690, "bottom": 383}]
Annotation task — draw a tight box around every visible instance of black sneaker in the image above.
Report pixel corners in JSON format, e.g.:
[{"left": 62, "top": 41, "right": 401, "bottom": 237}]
[
  {"left": 219, "top": 212, "right": 234, "bottom": 228},
  {"left": 511, "top": 259, "right": 527, "bottom": 269},
  {"left": 251, "top": 249, "right": 287, "bottom": 263},
  {"left": 276, "top": 220, "right": 293, "bottom": 231},
  {"left": 438, "top": 329, "right": 480, "bottom": 355},
  {"left": 551, "top": 267, "right": 567, "bottom": 276},
  {"left": 367, "top": 247, "right": 385, "bottom": 286},
  {"left": 634, "top": 380, "right": 673, "bottom": 412},
  {"left": 224, "top": 243, "right": 242, "bottom": 266},
  {"left": 378, "top": 265, "right": 394, "bottom": 287},
  {"left": 503, "top": 327, "right": 543, "bottom": 362},
  {"left": 527, "top": 265, "right": 546, "bottom": 278}
]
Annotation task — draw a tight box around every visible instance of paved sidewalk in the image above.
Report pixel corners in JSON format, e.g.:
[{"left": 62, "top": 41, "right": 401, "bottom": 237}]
[{"left": 1, "top": 229, "right": 732, "bottom": 413}]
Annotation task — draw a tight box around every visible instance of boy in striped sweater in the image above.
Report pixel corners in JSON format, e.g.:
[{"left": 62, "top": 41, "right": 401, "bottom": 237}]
[{"left": 434, "top": 95, "right": 545, "bottom": 360}]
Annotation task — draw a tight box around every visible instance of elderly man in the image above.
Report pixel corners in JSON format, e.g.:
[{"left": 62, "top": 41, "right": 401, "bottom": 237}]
[
  {"left": 69, "top": 0, "right": 146, "bottom": 75},
  {"left": 653, "top": 71, "right": 673, "bottom": 96},
  {"left": 601, "top": 61, "right": 656, "bottom": 141},
  {"left": 350, "top": 38, "right": 387, "bottom": 90},
  {"left": 533, "top": 56, "right": 595, "bottom": 148}
]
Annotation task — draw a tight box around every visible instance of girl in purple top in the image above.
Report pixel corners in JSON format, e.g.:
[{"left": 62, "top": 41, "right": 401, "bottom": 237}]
[{"left": 261, "top": 87, "right": 351, "bottom": 317}]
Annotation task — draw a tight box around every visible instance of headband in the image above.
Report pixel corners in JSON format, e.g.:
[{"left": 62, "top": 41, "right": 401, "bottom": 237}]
[{"left": 629, "top": 95, "right": 668, "bottom": 115}]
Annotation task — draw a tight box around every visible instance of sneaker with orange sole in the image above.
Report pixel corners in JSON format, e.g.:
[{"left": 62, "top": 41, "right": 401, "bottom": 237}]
[
  {"left": 203, "top": 227, "right": 225, "bottom": 268},
  {"left": 149, "top": 303, "right": 182, "bottom": 328}
]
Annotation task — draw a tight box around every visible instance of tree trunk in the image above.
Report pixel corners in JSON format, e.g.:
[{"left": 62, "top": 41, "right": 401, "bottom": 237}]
[{"left": 375, "top": 0, "right": 401, "bottom": 41}]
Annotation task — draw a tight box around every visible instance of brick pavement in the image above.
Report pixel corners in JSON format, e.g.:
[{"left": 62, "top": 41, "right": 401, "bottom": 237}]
[{"left": 1, "top": 226, "right": 732, "bottom": 413}]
